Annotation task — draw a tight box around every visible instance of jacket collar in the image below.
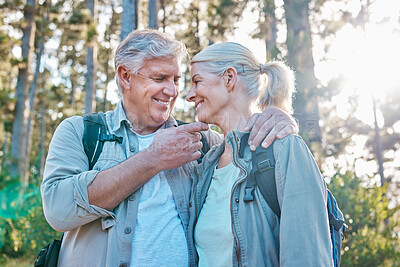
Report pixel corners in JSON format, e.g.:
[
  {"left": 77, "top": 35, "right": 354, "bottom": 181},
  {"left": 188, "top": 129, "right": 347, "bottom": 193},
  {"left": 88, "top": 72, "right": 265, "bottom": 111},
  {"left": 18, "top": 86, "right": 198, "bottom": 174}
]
[
  {"left": 198, "top": 130, "right": 251, "bottom": 173},
  {"left": 225, "top": 130, "right": 251, "bottom": 159}
]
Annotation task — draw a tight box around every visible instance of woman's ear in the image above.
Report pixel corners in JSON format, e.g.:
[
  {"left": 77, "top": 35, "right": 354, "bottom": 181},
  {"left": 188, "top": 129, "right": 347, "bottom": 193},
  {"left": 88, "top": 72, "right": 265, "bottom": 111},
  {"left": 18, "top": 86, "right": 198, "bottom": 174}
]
[
  {"left": 117, "top": 65, "right": 131, "bottom": 91},
  {"left": 223, "top": 67, "right": 238, "bottom": 92}
]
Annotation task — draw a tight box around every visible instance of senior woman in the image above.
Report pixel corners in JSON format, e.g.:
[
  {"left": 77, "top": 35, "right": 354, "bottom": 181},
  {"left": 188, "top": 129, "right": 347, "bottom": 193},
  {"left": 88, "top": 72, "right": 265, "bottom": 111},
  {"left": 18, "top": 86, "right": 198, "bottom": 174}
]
[{"left": 186, "top": 42, "right": 333, "bottom": 267}]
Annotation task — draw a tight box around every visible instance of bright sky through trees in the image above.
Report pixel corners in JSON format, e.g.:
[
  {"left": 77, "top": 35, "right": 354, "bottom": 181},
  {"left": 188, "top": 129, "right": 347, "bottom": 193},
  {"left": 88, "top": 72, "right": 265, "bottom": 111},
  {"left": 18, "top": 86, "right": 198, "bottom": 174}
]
[{"left": 227, "top": 0, "right": 400, "bottom": 181}]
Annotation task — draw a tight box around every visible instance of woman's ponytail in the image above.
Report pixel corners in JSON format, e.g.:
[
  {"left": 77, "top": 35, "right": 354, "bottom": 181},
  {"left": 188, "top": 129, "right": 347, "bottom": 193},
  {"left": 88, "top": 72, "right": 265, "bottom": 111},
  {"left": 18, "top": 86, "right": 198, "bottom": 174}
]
[{"left": 259, "top": 61, "right": 295, "bottom": 114}]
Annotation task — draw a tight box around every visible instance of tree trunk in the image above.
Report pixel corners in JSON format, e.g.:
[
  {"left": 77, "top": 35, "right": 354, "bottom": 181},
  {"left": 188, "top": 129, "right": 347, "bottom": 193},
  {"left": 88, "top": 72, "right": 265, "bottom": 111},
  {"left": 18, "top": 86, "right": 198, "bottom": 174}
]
[
  {"left": 10, "top": 0, "right": 38, "bottom": 181},
  {"left": 149, "top": 0, "right": 159, "bottom": 29},
  {"left": 24, "top": 38, "right": 44, "bottom": 181},
  {"left": 1, "top": 131, "right": 8, "bottom": 171},
  {"left": 37, "top": 101, "right": 45, "bottom": 181},
  {"left": 69, "top": 54, "right": 76, "bottom": 107},
  {"left": 84, "top": 0, "right": 98, "bottom": 114},
  {"left": 161, "top": 0, "right": 166, "bottom": 32},
  {"left": 263, "top": 0, "right": 278, "bottom": 61},
  {"left": 283, "top": 0, "right": 321, "bottom": 144},
  {"left": 121, "top": 0, "right": 138, "bottom": 40}
]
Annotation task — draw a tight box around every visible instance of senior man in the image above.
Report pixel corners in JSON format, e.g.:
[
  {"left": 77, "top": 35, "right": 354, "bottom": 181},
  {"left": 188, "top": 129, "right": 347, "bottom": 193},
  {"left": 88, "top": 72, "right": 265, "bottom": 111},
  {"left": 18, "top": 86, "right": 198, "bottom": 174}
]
[{"left": 41, "top": 29, "right": 297, "bottom": 267}]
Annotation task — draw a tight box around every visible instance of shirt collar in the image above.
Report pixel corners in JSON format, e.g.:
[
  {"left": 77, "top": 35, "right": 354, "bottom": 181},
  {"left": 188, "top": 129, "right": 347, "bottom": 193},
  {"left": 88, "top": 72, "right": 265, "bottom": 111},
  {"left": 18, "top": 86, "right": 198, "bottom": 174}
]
[{"left": 110, "top": 100, "right": 179, "bottom": 133}]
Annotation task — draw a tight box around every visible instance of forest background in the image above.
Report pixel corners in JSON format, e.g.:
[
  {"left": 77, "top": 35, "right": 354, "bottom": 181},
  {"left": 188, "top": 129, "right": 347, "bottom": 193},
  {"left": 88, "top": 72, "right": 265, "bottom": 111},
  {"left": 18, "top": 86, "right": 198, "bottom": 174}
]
[{"left": 0, "top": 0, "right": 399, "bottom": 266}]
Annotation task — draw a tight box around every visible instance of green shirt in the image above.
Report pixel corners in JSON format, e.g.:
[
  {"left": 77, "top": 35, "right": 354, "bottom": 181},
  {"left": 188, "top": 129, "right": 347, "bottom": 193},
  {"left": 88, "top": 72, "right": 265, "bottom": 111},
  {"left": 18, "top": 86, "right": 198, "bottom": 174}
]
[{"left": 194, "top": 162, "right": 240, "bottom": 267}]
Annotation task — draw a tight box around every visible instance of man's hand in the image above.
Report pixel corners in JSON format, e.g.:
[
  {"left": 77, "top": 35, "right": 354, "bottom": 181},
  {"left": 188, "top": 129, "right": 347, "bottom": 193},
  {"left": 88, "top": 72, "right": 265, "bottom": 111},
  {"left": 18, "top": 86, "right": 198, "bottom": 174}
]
[
  {"left": 244, "top": 106, "right": 298, "bottom": 150},
  {"left": 148, "top": 122, "right": 209, "bottom": 171}
]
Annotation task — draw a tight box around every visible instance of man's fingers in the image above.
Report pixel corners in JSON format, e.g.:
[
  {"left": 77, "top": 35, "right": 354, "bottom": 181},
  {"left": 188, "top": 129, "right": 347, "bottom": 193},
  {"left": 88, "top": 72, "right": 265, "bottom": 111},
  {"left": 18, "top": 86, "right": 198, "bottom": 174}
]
[
  {"left": 191, "top": 150, "right": 202, "bottom": 161},
  {"left": 248, "top": 113, "right": 274, "bottom": 144},
  {"left": 189, "top": 140, "right": 203, "bottom": 150},
  {"left": 276, "top": 124, "right": 296, "bottom": 139},
  {"left": 243, "top": 113, "right": 260, "bottom": 132},
  {"left": 192, "top": 132, "right": 202, "bottom": 142},
  {"left": 181, "top": 122, "right": 209, "bottom": 133},
  {"left": 248, "top": 117, "right": 276, "bottom": 149}
]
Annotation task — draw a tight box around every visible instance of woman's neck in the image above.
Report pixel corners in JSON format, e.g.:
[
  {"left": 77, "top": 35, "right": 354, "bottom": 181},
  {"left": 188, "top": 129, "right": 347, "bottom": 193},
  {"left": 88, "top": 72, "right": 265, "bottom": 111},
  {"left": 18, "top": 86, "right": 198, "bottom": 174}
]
[
  {"left": 217, "top": 109, "right": 252, "bottom": 136},
  {"left": 216, "top": 108, "right": 252, "bottom": 169}
]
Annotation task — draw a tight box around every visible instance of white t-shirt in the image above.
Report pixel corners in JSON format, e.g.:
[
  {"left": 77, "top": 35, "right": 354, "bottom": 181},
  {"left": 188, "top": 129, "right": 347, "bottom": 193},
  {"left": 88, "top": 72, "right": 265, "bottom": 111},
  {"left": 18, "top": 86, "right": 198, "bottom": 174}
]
[
  {"left": 194, "top": 163, "right": 240, "bottom": 267},
  {"left": 130, "top": 131, "right": 188, "bottom": 267}
]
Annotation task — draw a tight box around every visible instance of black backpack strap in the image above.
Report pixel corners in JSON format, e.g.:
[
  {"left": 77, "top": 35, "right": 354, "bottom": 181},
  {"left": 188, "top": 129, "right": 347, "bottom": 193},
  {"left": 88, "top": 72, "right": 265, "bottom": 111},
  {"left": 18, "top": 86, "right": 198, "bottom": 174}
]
[
  {"left": 244, "top": 141, "right": 281, "bottom": 218},
  {"left": 176, "top": 120, "right": 210, "bottom": 163},
  {"left": 83, "top": 112, "right": 122, "bottom": 170}
]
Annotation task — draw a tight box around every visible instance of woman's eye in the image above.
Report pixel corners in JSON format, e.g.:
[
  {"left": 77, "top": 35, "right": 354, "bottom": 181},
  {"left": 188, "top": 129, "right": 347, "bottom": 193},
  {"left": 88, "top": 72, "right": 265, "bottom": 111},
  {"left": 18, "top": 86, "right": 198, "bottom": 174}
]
[{"left": 194, "top": 80, "right": 200, "bottom": 85}]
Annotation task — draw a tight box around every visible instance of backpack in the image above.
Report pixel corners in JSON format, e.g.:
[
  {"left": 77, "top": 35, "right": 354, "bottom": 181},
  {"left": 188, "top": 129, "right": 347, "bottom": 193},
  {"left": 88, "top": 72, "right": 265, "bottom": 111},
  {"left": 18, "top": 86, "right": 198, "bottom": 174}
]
[
  {"left": 241, "top": 137, "right": 346, "bottom": 267},
  {"left": 82, "top": 112, "right": 210, "bottom": 170}
]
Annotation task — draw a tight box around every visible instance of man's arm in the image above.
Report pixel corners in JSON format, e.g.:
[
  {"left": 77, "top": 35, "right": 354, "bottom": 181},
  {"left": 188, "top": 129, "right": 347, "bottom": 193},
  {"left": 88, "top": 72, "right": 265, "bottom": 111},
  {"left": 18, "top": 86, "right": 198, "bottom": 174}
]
[
  {"left": 203, "top": 106, "right": 297, "bottom": 151},
  {"left": 41, "top": 117, "right": 207, "bottom": 231},
  {"left": 244, "top": 106, "right": 298, "bottom": 151},
  {"left": 88, "top": 122, "right": 208, "bottom": 210}
]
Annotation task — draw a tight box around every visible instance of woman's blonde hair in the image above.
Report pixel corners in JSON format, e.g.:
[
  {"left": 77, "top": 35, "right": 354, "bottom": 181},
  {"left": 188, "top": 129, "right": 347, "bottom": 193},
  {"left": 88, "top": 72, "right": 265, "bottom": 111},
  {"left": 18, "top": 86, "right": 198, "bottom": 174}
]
[{"left": 191, "top": 42, "right": 295, "bottom": 114}]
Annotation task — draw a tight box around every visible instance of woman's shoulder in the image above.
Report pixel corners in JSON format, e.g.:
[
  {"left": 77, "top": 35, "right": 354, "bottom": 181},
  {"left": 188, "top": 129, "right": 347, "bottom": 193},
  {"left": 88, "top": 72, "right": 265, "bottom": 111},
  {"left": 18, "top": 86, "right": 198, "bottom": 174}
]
[
  {"left": 272, "top": 134, "right": 304, "bottom": 147},
  {"left": 272, "top": 134, "right": 312, "bottom": 158}
]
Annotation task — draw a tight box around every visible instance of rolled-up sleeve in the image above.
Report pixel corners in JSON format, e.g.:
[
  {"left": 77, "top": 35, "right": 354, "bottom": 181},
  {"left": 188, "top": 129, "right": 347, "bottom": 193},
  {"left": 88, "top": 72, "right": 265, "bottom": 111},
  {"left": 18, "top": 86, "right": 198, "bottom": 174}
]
[
  {"left": 274, "top": 135, "right": 333, "bottom": 266},
  {"left": 41, "top": 116, "right": 115, "bottom": 232}
]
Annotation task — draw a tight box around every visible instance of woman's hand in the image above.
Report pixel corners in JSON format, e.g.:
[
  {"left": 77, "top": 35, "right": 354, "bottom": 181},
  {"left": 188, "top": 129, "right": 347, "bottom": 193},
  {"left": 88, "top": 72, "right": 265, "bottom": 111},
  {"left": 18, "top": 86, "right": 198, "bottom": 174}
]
[{"left": 244, "top": 106, "right": 298, "bottom": 150}]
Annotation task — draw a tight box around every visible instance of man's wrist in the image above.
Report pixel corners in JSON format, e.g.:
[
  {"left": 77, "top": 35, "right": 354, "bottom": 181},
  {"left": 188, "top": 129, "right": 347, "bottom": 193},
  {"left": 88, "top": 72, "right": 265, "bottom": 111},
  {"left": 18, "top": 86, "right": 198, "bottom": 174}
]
[{"left": 139, "top": 147, "right": 165, "bottom": 174}]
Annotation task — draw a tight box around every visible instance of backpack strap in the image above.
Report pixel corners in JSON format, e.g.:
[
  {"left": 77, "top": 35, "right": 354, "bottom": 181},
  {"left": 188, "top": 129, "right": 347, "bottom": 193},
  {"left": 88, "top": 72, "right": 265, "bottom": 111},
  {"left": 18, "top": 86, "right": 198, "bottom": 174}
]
[
  {"left": 176, "top": 120, "right": 210, "bottom": 163},
  {"left": 83, "top": 112, "right": 123, "bottom": 170},
  {"left": 241, "top": 134, "right": 281, "bottom": 218}
]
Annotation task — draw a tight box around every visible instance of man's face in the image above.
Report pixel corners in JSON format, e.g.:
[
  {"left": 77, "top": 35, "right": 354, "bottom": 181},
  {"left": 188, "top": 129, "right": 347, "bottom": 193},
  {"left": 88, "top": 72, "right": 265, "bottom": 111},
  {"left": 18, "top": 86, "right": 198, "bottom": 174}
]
[{"left": 122, "top": 57, "right": 181, "bottom": 134}]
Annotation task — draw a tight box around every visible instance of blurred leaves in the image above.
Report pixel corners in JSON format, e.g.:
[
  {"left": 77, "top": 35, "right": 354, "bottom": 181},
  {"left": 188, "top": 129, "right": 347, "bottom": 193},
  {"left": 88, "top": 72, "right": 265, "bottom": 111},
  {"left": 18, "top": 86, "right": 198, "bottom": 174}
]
[{"left": 329, "top": 171, "right": 400, "bottom": 266}]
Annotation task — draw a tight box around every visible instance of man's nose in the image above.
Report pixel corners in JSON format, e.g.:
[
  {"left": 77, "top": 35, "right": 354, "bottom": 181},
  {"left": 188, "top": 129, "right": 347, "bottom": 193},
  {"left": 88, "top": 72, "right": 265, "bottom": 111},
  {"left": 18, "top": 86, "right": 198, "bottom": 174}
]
[{"left": 163, "top": 80, "right": 178, "bottom": 97}]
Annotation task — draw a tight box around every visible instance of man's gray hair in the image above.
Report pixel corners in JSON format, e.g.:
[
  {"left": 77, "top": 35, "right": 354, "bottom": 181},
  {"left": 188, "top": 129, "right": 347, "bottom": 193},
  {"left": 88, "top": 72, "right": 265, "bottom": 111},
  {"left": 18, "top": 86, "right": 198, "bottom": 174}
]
[{"left": 114, "top": 29, "right": 187, "bottom": 94}]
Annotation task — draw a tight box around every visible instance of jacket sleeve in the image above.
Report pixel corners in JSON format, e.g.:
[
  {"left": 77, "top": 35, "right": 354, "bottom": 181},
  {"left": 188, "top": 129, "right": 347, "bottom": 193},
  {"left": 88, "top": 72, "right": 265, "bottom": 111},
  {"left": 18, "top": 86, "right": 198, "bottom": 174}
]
[
  {"left": 274, "top": 135, "right": 333, "bottom": 266},
  {"left": 41, "top": 116, "right": 115, "bottom": 232}
]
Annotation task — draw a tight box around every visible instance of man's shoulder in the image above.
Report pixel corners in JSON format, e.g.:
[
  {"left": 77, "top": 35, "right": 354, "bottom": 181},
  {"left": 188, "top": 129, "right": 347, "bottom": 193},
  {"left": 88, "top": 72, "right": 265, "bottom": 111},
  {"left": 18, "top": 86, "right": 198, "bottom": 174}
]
[{"left": 53, "top": 115, "right": 84, "bottom": 140}]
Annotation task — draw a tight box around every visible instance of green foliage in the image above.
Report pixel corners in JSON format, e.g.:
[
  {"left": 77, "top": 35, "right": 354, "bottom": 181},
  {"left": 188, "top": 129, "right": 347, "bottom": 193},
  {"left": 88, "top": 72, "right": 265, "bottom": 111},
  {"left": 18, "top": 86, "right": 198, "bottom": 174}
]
[
  {"left": 328, "top": 171, "right": 400, "bottom": 266},
  {"left": 69, "top": 9, "right": 92, "bottom": 25},
  {"left": 0, "top": 179, "right": 58, "bottom": 263},
  {"left": 0, "top": 205, "right": 59, "bottom": 263},
  {"left": 86, "top": 24, "right": 97, "bottom": 42},
  {"left": 206, "top": 0, "right": 248, "bottom": 41}
]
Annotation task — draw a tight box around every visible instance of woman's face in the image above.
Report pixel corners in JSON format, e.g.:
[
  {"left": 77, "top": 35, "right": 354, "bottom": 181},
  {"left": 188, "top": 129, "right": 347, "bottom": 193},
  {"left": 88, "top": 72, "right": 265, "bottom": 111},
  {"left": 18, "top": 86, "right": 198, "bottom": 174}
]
[{"left": 186, "top": 63, "right": 229, "bottom": 124}]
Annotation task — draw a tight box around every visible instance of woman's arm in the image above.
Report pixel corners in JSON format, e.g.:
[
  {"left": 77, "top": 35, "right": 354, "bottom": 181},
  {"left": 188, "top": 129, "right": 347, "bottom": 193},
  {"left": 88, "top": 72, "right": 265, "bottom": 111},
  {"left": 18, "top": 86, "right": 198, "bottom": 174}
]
[{"left": 274, "top": 135, "right": 333, "bottom": 266}]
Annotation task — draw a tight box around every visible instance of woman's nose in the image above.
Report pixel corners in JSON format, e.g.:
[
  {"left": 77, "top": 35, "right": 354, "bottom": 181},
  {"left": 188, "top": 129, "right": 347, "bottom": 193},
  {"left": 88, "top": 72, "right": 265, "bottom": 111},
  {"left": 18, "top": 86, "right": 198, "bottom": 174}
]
[{"left": 186, "top": 86, "right": 196, "bottom": 102}]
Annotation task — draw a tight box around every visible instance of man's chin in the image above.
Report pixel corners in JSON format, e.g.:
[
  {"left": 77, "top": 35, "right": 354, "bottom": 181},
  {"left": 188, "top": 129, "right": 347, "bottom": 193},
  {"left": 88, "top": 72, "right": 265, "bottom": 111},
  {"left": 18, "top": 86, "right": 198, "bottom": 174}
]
[{"left": 151, "top": 113, "right": 171, "bottom": 125}]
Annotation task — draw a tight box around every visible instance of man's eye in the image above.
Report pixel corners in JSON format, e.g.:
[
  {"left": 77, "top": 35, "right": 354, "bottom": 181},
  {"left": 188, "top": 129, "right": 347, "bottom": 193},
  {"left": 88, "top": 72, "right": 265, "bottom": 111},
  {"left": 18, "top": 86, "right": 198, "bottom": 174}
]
[
  {"left": 194, "top": 80, "right": 200, "bottom": 85},
  {"left": 174, "top": 79, "right": 180, "bottom": 85},
  {"left": 153, "top": 77, "right": 164, "bottom": 82}
]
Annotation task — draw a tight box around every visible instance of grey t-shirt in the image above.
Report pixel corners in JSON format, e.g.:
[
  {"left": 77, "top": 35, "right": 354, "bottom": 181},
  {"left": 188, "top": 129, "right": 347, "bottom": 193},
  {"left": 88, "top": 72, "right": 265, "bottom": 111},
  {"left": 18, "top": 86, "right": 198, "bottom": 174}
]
[{"left": 130, "top": 131, "right": 188, "bottom": 267}]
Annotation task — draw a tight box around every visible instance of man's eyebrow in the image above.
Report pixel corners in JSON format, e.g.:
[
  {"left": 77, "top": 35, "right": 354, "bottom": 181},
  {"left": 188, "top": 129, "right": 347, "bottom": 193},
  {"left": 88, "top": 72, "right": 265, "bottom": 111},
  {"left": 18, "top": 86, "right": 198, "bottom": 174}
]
[{"left": 152, "top": 73, "right": 181, "bottom": 78}]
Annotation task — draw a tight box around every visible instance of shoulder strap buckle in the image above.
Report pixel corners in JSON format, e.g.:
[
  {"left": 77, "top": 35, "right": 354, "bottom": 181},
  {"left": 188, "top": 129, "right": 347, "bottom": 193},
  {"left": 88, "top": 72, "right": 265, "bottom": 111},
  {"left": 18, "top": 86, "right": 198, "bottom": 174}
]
[
  {"left": 99, "top": 133, "right": 123, "bottom": 143},
  {"left": 243, "top": 186, "right": 255, "bottom": 202},
  {"left": 257, "top": 158, "right": 273, "bottom": 173}
]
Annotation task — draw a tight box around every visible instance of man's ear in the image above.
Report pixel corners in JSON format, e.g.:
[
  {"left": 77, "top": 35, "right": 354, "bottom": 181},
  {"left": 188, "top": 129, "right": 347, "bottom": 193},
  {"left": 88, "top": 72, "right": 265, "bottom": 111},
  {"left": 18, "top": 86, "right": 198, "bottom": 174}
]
[
  {"left": 117, "top": 65, "right": 131, "bottom": 91},
  {"left": 223, "top": 67, "right": 237, "bottom": 92}
]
